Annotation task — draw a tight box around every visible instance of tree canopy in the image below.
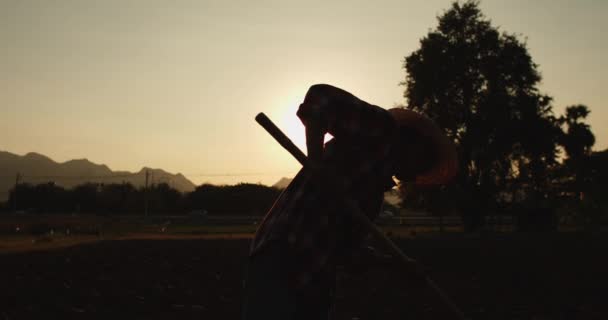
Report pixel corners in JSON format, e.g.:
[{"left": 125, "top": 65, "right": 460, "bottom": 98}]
[
  {"left": 4, "top": 181, "right": 281, "bottom": 216},
  {"left": 400, "top": 1, "right": 597, "bottom": 229}
]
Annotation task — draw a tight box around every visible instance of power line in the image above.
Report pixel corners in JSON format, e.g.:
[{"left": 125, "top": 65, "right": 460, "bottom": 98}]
[{"left": 183, "top": 172, "right": 294, "bottom": 177}]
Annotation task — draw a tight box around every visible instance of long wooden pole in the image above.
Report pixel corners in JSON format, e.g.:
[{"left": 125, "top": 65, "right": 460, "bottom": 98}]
[{"left": 255, "top": 112, "right": 467, "bottom": 320}]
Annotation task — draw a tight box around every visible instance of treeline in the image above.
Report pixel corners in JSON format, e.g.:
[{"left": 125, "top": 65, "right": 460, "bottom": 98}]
[
  {"left": 0, "top": 182, "right": 282, "bottom": 216},
  {"left": 399, "top": 1, "right": 608, "bottom": 231}
]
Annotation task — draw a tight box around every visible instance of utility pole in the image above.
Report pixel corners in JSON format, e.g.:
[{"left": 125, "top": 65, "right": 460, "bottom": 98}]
[
  {"left": 144, "top": 169, "right": 150, "bottom": 216},
  {"left": 14, "top": 173, "right": 21, "bottom": 212}
]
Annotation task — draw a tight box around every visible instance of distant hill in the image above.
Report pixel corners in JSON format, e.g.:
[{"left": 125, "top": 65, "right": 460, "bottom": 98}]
[
  {"left": 272, "top": 177, "right": 293, "bottom": 189},
  {"left": 0, "top": 151, "right": 196, "bottom": 201}
]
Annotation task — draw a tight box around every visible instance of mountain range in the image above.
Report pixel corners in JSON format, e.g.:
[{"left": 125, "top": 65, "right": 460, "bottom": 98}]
[{"left": 0, "top": 151, "right": 196, "bottom": 201}]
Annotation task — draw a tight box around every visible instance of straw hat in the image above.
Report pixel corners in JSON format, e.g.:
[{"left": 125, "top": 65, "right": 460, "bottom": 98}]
[{"left": 388, "top": 108, "right": 458, "bottom": 186}]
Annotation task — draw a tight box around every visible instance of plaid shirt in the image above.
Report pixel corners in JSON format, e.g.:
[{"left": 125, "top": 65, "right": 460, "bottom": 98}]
[{"left": 250, "top": 84, "right": 398, "bottom": 290}]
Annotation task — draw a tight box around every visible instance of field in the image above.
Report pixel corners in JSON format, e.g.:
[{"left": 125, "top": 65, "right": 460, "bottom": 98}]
[{"left": 1, "top": 231, "right": 607, "bottom": 320}]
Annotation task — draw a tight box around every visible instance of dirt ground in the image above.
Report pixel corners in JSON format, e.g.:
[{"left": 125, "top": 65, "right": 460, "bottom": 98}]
[{"left": 0, "top": 233, "right": 606, "bottom": 320}]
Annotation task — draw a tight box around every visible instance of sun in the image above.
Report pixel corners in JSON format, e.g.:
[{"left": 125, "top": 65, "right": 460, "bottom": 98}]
[
  {"left": 280, "top": 98, "right": 307, "bottom": 153},
  {"left": 279, "top": 98, "right": 334, "bottom": 157}
]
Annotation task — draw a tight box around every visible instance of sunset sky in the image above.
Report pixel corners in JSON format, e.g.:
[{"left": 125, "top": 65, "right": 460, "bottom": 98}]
[{"left": 1, "top": 0, "right": 606, "bottom": 186}]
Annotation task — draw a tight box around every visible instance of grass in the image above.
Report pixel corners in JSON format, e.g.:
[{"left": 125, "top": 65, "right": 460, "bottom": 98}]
[{"left": 0, "top": 213, "right": 597, "bottom": 254}]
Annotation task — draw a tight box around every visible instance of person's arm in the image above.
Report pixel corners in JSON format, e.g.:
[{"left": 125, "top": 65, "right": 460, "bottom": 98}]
[
  {"left": 298, "top": 84, "right": 396, "bottom": 142},
  {"left": 297, "top": 85, "right": 333, "bottom": 166},
  {"left": 297, "top": 84, "right": 397, "bottom": 187},
  {"left": 305, "top": 120, "right": 324, "bottom": 166}
]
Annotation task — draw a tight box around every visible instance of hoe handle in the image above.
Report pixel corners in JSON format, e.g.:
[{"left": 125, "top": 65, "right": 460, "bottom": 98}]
[{"left": 255, "top": 113, "right": 308, "bottom": 165}]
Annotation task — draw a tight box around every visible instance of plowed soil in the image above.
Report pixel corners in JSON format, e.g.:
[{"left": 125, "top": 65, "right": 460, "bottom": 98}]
[{"left": 1, "top": 234, "right": 606, "bottom": 319}]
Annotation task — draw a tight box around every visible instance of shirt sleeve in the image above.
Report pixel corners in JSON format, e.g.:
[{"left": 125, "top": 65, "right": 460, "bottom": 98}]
[{"left": 296, "top": 84, "right": 396, "bottom": 142}]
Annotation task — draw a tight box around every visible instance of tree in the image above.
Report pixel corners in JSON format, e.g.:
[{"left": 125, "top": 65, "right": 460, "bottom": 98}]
[
  {"left": 71, "top": 183, "right": 100, "bottom": 213},
  {"left": 555, "top": 105, "right": 598, "bottom": 227},
  {"left": 559, "top": 105, "right": 595, "bottom": 175},
  {"left": 586, "top": 150, "right": 608, "bottom": 217},
  {"left": 186, "top": 183, "right": 280, "bottom": 215},
  {"left": 8, "top": 182, "right": 69, "bottom": 213},
  {"left": 401, "top": 1, "right": 562, "bottom": 230},
  {"left": 558, "top": 104, "right": 595, "bottom": 187},
  {"left": 148, "top": 183, "right": 183, "bottom": 215}
]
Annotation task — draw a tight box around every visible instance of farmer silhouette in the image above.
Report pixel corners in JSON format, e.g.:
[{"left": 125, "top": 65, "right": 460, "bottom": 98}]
[{"left": 243, "top": 84, "right": 457, "bottom": 320}]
